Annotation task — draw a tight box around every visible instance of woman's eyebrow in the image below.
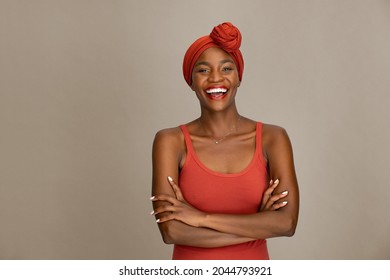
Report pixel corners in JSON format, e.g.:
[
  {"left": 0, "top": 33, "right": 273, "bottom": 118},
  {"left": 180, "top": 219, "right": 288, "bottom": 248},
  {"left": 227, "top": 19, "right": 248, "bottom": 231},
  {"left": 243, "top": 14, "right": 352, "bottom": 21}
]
[
  {"left": 194, "top": 61, "right": 210, "bottom": 67},
  {"left": 220, "top": 59, "right": 235, "bottom": 65},
  {"left": 194, "top": 59, "right": 235, "bottom": 67}
]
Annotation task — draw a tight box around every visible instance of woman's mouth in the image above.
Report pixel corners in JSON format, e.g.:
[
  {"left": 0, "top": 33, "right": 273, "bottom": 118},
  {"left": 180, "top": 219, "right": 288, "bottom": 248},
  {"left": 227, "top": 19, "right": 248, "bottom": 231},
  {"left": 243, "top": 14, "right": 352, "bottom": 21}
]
[{"left": 205, "top": 87, "right": 228, "bottom": 100}]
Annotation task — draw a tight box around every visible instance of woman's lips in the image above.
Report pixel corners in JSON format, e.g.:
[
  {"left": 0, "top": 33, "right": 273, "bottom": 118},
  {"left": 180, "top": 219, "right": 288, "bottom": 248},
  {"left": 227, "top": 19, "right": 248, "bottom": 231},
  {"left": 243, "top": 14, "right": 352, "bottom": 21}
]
[{"left": 205, "top": 87, "right": 228, "bottom": 101}]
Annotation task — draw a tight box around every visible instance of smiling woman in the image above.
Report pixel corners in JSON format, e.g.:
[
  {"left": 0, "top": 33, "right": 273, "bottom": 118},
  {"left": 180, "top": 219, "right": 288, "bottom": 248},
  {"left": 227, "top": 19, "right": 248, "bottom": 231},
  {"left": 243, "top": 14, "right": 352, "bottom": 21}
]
[
  {"left": 193, "top": 53, "right": 236, "bottom": 102},
  {"left": 191, "top": 48, "right": 240, "bottom": 110},
  {"left": 150, "top": 22, "right": 299, "bottom": 260}
]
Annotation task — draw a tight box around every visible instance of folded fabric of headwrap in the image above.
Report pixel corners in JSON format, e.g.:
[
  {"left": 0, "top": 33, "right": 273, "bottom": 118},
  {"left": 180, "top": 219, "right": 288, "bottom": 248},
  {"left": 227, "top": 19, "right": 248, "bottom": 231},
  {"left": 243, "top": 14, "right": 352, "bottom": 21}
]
[{"left": 182, "top": 22, "right": 244, "bottom": 86}]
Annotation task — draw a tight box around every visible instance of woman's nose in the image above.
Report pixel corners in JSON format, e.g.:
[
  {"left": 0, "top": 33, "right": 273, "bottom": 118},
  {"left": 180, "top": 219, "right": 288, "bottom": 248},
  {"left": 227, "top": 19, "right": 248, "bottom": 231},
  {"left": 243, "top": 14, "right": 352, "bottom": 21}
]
[{"left": 208, "top": 70, "right": 223, "bottom": 83}]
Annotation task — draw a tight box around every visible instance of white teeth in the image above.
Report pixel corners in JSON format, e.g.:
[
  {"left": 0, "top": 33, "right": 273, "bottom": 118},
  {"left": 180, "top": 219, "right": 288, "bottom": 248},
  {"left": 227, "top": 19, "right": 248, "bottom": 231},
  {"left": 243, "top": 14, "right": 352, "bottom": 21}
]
[{"left": 206, "top": 88, "right": 227, "bottom": 94}]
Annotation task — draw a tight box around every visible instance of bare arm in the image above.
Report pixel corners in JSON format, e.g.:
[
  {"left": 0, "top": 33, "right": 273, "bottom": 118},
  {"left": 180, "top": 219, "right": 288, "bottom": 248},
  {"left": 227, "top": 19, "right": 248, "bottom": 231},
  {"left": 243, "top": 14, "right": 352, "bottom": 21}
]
[
  {"left": 154, "top": 125, "right": 299, "bottom": 239},
  {"left": 151, "top": 128, "right": 255, "bottom": 247}
]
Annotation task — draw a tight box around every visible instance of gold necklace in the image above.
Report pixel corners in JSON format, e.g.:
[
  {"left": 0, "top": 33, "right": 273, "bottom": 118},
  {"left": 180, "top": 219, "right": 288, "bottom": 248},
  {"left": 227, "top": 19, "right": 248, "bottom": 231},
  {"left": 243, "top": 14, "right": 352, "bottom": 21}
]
[{"left": 199, "top": 116, "right": 241, "bottom": 144}]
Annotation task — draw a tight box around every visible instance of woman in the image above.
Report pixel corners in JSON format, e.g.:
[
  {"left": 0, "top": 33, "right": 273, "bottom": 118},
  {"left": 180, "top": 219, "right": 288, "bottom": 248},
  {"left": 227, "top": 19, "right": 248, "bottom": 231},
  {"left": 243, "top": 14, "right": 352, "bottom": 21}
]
[{"left": 150, "top": 22, "right": 299, "bottom": 260}]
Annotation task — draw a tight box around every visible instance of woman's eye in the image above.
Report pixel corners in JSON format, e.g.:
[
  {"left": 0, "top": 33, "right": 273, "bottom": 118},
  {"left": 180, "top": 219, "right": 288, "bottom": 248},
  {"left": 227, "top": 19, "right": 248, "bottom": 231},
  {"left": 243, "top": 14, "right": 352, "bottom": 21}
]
[
  {"left": 222, "top": 67, "right": 233, "bottom": 72},
  {"left": 197, "top": 68, "right": 209, "bottom": 73}
]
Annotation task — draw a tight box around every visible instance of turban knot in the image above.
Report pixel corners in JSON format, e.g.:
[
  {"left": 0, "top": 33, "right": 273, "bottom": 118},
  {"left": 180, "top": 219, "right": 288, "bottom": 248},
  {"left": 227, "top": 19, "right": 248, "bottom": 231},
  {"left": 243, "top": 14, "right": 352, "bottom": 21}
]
[
  {"left": 182, "top": 22, "right": 244, "bottom": 86},
  {"left": 210, "top": 22, "right": 242, "bottom": 52}
]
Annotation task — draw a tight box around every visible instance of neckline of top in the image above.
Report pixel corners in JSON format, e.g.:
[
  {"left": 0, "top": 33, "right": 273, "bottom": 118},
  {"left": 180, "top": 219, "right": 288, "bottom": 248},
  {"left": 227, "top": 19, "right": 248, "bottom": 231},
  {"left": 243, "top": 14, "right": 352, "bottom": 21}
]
[{"left": 180, "top": 122, "right": 264, "bottom": 177}]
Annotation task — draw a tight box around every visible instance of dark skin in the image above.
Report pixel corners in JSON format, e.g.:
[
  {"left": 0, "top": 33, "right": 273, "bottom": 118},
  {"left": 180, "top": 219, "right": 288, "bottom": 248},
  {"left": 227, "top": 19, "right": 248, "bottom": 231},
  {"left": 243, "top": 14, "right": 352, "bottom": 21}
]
[{"left": 151, "top": 47, "right": 299, "bottom": 247}]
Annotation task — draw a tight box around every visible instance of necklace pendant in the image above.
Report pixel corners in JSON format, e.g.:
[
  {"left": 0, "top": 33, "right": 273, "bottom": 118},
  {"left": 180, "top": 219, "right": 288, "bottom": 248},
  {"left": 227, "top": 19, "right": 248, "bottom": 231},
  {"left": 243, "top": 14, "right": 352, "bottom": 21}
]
[{"left": 199, "top": 115, "right": 241, "bottom": 145}]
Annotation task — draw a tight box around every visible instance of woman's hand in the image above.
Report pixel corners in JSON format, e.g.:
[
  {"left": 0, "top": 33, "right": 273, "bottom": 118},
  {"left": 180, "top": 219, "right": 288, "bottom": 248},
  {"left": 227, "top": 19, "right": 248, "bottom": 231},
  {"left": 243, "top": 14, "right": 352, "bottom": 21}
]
[
  {"left": 259, "top": 179, "right": 289, "bottom": 211},
  {"left": 151, "top": 176, "right": 207, "bottom": 227}
]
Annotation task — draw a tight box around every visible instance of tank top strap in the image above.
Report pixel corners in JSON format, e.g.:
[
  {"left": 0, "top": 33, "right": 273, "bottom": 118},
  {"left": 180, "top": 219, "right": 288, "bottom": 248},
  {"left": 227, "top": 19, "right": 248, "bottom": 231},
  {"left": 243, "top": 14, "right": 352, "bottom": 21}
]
[
  {"left": 179, "top": 125, "right": 195, "bottom": 157},
  {"left": 255, "top": 122, "right": 265, "bottom": 162}
]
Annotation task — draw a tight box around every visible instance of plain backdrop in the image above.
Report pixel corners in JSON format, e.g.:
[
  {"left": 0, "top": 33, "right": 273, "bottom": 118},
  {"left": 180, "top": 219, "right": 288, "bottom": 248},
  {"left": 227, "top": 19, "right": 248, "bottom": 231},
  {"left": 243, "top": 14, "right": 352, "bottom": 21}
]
[{"left": 1, "top": 0, "right": 389, "bottom": 259}]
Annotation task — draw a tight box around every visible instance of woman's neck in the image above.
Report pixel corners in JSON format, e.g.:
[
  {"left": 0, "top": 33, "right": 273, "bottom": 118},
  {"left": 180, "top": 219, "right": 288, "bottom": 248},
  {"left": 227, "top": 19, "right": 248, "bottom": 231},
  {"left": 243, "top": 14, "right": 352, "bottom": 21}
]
[{"left": 198, "top": 109, "right": 241, "bottom": 138}]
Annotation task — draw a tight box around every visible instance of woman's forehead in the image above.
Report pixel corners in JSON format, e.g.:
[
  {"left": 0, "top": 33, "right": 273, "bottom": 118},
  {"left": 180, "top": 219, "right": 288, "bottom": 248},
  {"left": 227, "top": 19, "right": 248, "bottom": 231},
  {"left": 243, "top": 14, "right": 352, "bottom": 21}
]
[{"left": 196, "top": 47, "right": 235, "bottom": 65}]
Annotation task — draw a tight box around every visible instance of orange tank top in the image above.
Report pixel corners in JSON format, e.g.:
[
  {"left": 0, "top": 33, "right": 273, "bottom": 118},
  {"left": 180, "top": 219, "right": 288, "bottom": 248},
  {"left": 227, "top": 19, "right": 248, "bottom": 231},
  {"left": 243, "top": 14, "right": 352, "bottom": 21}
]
[{"left": 173, "top": 122, "right": 270, "bottom": 260}]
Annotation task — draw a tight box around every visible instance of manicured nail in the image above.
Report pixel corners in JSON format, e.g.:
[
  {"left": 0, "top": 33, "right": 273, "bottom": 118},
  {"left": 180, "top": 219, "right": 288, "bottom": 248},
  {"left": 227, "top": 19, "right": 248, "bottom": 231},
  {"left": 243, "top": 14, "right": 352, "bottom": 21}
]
[
  {"left": 150, "top": 210, "right": 155, "bottom": 215},
  {"left": 274, "top": 179, "right": 279, "bottom": 184},
  {"left": 282, "top": 201, "right": 288, "bottom": 205},
  {"left": 156, "top": 219, "right": 160, "bottom": 223},
  {"left": 282, "top": 191, "right": 288, "bottom": 195},
  {"left": 150, "top": 196, "right": 155, "bottom": 200},
  {"left": 168, "top": 176, "right": 173, "bottom": 182},
  {"left": 269, "top": 179, "right": 273, "bottom": 184}
]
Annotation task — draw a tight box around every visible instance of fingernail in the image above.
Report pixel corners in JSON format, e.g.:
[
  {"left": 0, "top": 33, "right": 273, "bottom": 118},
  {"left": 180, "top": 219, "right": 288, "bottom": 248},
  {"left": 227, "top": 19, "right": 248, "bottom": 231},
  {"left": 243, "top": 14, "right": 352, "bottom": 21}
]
[
  {"left": 274, "top": 179, "right": 279, "bottom": 184},
  {"left": 269, "top": 179, "right": 273, "bottom": 184},
  {"left": 282, "top": 201, "right": 288, "bottom": 205},
  {"left": 150, "top": 210, "right": 154, "bottom": 215},
  {"left": 282, "top": 191, "right": 288, "bottom": 195},
  {"left": 150, "top": 196, "right": 155, "bottom": 200},
  {"left": 168, "top": 176, "right": 173, "bottom": 182},
  {"left": 156, "top": 219, "right": 160, "bottom": 223}
]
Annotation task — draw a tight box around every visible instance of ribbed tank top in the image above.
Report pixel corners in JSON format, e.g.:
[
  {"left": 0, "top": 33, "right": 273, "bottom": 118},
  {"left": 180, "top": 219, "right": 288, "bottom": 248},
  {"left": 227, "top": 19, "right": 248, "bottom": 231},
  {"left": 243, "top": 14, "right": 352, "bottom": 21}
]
[{"left": 173, "top": 122, "right": 269, "bottom": 260}]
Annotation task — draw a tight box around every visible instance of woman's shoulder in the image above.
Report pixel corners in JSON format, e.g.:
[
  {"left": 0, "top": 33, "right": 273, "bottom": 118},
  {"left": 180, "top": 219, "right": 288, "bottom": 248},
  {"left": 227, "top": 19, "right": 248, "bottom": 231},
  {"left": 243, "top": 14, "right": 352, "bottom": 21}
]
[
  {"left": 262, "top": 122, "right": 288, "bottom": 135},
  {"left": 154, "top": 119, "right": 199, "bottom": 139},
  {"left": 243, "top": 118, "right": 286, "bottom": 136},
  {"left": 261, "top": 122, "right": 291, "bottom": 148},
  {"left": 153, "top": 125, "right": 188, "bottom": 160},
  {"left": 154, "top": 126, "right": 184, "bottom": 145}
]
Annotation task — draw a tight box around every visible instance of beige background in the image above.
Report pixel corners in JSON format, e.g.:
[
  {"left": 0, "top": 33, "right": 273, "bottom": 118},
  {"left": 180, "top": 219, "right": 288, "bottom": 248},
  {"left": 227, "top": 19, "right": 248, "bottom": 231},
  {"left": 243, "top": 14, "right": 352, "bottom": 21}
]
[{"left": 1, "top": 0, "right": 389, "bottom": 259}]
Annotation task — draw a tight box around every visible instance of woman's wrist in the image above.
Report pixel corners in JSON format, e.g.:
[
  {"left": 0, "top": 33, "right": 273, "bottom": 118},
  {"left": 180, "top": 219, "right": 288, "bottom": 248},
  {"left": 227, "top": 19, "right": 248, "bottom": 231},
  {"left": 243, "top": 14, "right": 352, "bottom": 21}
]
[{"left": 199, "top": 213, "right": 211, "bottom": 228}]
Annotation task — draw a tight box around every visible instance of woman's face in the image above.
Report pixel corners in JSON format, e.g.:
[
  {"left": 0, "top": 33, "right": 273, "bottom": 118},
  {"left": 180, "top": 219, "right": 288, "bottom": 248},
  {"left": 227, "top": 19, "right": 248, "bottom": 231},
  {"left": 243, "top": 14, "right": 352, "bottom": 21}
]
[{"left": 191, "top": 47, "right": 240, "bottom": 112}]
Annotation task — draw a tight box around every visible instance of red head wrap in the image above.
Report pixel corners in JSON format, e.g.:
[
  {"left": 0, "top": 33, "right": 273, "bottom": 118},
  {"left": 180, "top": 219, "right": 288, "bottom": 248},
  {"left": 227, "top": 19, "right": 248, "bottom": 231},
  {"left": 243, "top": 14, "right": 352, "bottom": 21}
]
[{"left": 182, "top": 22, "right": 244, "bottom": 86}]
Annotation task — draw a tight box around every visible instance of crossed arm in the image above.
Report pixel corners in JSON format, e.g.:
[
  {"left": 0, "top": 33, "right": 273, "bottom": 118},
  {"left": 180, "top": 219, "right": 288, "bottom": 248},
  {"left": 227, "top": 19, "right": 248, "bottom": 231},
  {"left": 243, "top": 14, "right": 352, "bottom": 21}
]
[{"left": 151, "top": 125, "right": 299, "bottom": 248}]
